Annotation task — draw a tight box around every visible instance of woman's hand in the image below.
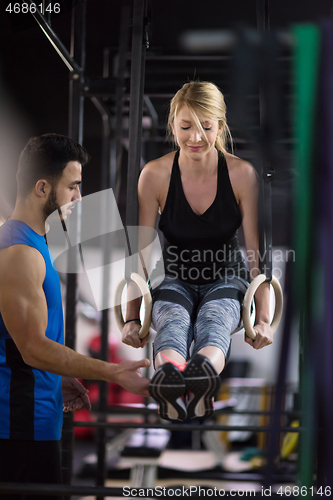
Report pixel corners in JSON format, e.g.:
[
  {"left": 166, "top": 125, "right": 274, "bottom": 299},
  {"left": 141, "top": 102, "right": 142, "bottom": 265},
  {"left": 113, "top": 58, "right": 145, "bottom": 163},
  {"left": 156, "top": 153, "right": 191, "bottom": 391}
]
[
  {"left": 121, "top": 320, "right": 150, "bottom": 349},
  {"left": 244, "top": 320, "right": 273, "bottom": 350}
]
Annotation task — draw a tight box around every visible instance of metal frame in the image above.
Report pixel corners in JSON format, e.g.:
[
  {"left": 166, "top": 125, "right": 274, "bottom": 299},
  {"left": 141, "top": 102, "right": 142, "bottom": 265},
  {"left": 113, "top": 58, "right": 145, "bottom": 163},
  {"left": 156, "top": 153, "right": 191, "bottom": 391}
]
[{"left": 14, "top": 0, "right": 309, "bottom": 498}]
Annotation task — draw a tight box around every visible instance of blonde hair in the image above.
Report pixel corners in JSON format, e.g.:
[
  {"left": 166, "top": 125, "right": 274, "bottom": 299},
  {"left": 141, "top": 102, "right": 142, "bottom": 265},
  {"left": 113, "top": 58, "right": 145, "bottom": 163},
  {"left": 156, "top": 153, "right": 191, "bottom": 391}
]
[{"left": 167, "top": 81, "right": 233, "bottom": 153}]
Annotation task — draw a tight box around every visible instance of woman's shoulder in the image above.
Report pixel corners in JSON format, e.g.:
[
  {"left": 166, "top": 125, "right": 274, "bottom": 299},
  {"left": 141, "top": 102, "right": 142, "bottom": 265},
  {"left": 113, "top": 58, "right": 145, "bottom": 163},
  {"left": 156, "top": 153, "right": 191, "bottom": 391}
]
[
  {"left": 223, "top": 151, "right": 258, "bottom": 202},
  {"left": 139, "top": 151, "right": 176, "bottom": 185},
  {"left": 223, "top": 151, "right": 258, "bottom": 182}
]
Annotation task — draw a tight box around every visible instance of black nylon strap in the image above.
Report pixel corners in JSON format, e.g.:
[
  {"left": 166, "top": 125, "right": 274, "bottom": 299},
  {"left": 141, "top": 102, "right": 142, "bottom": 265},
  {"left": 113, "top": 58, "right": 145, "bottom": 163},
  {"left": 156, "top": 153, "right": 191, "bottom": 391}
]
[
  {"left": 230, "top": 30, "right": 283, "bottom": 282},
  {"left": 125, "top": 0, "right": 148, "bottom": 280}
]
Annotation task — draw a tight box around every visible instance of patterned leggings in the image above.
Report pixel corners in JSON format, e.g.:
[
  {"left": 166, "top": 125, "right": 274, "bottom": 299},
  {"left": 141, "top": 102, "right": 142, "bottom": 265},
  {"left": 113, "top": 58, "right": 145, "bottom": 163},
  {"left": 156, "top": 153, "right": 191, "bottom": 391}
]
[{"left": 151, "top": 275, "right": 249, "bottom": 362}]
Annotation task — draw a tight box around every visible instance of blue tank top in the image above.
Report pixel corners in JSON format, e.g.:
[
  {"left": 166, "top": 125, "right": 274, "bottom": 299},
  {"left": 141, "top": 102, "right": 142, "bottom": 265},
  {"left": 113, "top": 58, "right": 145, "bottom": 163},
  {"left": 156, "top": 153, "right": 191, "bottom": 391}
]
[{"left": 0, "top": 220, "right": 64, "bottom": 440}]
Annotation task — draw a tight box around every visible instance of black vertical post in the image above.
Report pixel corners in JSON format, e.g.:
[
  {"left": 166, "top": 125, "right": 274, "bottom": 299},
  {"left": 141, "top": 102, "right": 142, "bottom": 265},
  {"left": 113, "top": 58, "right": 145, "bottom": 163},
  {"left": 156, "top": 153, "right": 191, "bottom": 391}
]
[
  {"left": 256, "top": 0, "right": 273, "bottom": 485},
  {"left": 62, "top": 0, "right": 86, "bottom": 492},
  {"left": 124, "top": 0, "right": 151, "bottom": 435},
  {"left": 256, "top": 0, "right": 290, "bottom": 488},
  {"left": 91, "top": 2, "right": 137, "bottom": 492},
  {"left": 114, "top": 1, "right": 131, "bottom": 201},
  {"left": 90, "top": 98, "right": 112, "bottom": 500},
  {"left": 125, "top": 0, "right": 148, "bottom": 280},
  {"left": 256, "top": 0, "right": 270, "bottom": 33}
]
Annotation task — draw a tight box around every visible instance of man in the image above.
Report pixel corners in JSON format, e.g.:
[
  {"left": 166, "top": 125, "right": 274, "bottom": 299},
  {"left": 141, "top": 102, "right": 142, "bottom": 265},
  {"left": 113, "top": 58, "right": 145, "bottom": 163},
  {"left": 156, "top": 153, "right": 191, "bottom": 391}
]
[{"left": 0, "top": 134, "right": 150, "bottom": 499}]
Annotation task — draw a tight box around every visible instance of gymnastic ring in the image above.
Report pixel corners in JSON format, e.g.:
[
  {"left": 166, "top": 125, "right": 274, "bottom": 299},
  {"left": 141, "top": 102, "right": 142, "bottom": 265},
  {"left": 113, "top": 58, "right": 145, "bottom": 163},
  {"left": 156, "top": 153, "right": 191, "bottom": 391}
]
[
  {"left": 114, "top": 272, "right": 152, "bottom": 339},
  {"left": 242, "top": 274, "right": 283, "bottom": 341}
]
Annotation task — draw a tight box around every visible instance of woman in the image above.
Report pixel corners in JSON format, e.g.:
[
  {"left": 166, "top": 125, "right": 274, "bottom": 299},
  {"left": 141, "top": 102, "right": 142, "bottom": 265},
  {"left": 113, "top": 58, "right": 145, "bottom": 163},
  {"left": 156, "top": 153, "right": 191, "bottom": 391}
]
[{"left": 122, "top": 81, "right": 273, "bottom": 421}]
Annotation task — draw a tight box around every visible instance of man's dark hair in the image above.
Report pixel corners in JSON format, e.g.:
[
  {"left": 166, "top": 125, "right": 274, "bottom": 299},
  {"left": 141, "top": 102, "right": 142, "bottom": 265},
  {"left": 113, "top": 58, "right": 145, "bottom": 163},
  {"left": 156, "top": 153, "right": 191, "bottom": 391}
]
[{"left": 17, "top": 133, "right": 90, "bottom": 196}]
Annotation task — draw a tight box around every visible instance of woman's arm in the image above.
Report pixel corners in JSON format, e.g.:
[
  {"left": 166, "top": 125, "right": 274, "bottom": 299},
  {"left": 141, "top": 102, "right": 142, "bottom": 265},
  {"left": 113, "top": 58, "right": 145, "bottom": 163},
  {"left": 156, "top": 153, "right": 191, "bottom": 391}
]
[
  {"left": 121, "top": 161, "right": 161, "bottom": 349},
  {"left": 233, "top": 159, "right": 273, "bottom": 349}
]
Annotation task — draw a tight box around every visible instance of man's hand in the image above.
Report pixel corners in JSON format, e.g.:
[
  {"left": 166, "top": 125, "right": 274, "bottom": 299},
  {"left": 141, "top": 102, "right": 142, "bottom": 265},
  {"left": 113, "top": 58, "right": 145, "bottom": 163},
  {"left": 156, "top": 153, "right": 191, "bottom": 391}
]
[
  {"left": 62, "top": 377, "right": 91, "bottom": 412},
  {"left": 112, "top": 358, "right": 151, "bottom": 397},
  {"left": 122, "top": 321, "right": 150, "bottom": 349},
  {"left": 244, "top": 321, "right": 273, "bottom": 350}
]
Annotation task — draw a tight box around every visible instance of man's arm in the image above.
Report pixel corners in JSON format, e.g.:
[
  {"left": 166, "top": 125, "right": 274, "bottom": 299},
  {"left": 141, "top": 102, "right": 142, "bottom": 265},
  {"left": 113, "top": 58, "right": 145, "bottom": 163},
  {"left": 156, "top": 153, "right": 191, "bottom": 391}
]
[{"left": 0, "top": 245, "right": 150, "bottom": 395}]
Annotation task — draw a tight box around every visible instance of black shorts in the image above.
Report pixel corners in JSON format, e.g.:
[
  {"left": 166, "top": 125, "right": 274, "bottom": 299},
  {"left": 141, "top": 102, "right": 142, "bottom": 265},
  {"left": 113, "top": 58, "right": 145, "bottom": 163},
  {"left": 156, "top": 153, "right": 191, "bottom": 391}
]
[{"left": 0, "top": 439, "right": 63, "bottom": 500}]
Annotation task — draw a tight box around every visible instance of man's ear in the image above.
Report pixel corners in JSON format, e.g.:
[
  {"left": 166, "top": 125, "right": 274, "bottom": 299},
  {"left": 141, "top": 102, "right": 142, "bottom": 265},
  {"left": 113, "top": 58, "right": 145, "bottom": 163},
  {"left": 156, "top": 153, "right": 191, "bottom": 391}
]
[{"left": 35, "top": 180, "right": 49, "bottom": 198}]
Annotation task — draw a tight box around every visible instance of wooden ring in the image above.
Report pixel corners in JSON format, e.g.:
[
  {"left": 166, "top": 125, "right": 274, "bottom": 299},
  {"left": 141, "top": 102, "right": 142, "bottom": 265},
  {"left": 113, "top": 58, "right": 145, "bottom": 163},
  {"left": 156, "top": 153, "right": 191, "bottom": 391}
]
[
  {"left": 242, "top": 274, "right": 283, "bottom": 340},
  {"left": 114, "top": 273, "right": 152, "bottom": 339}
]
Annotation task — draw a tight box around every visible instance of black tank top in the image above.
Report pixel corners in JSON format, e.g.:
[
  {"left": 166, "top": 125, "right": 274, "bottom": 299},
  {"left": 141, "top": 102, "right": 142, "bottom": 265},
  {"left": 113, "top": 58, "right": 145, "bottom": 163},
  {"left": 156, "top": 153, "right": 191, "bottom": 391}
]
[{"left": 153, "top": 149, "right": 249, "bottom": 285}]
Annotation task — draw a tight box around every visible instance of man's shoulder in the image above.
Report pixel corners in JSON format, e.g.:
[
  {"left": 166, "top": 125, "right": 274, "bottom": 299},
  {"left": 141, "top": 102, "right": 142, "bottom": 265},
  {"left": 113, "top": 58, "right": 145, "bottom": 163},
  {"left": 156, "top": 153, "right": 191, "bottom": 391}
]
[
  {"left": 0, "top": 220, "right": 33, "bottom": 247},
  {"left": 0, "top": 244, "right": 46, "bottom": 287},
  {"left": 0, "top": 220, "right": 12, "bottom": 245}
]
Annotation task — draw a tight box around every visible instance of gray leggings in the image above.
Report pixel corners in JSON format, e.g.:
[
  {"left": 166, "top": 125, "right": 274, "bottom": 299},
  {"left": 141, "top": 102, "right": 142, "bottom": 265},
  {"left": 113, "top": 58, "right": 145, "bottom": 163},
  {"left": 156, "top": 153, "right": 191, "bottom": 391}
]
[{"left": 151, "top": 275, "right": 249, "bottom": 362}]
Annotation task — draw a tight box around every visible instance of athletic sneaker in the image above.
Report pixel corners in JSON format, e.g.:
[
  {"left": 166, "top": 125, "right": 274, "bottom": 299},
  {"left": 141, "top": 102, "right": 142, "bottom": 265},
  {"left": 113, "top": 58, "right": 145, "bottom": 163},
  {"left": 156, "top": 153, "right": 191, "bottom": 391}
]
[
  {"left": 183, "top": 354, "right": 221, "bottom": 419},
  {"left": 149, "top": 363, "right": 187, "bottom": 421}
]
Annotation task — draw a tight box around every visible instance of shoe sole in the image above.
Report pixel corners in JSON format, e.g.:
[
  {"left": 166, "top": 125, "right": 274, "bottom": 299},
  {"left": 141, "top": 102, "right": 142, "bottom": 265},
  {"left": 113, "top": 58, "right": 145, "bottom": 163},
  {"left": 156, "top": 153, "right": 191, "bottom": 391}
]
[
  {"left": 184, "top": 355, "right": 221, "bottom": 419},
  {"left": 149, "top": 363, "right": 187, "bottom": 421}
]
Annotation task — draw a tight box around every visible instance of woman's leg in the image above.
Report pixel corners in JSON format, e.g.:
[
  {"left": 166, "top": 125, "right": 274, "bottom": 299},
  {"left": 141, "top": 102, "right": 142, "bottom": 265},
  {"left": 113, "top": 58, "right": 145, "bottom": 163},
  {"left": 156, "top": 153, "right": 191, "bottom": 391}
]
[
  {"left": 151, "top": 278, "right": 195, "bottom": 366},
  {"left": 184, "top": 284, "right": 243, "bottom": 419},
  {"left": 194, "top": 297, "right": 241, "bottom": 372},
  {"left": 154, "top": 349, "right": 186, "bottom": 369},
  {"left": 196, "top": 345, "right": 225, "bottom": 374},
  {"left": 149, "top": 278, "right": 195, "bottom": 421}
]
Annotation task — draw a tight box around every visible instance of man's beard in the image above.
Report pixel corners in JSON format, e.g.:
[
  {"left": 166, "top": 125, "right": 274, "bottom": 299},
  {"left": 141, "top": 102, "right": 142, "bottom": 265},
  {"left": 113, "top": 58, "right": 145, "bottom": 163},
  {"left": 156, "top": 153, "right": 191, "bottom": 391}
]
[{"left": 43, "top": 185, "right": 60, "bottom": 220}]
